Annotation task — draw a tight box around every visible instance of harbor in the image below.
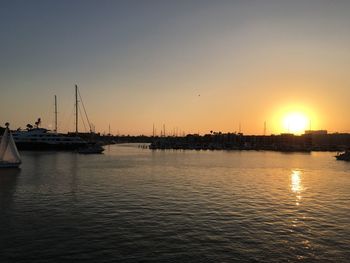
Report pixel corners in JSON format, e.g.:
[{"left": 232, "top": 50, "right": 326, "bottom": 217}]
[
  {"left": 1, "top": 1, "right": 350, "bottom": 262},
  {"left": 148, "top": 131, "right": 350, "bottom": 152},
  {"left": 2, "top": 125, "right": 350, "bottom": 154}
]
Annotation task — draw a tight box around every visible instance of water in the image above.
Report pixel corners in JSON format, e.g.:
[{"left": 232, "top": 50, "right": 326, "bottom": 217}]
[{"left": 1, "top": 145, "right": 350, "bottom": 262}]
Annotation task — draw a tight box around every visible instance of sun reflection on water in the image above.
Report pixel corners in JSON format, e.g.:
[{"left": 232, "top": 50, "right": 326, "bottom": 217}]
[{"left": 291, "top": 170, "right": 303, "bottom": 205}]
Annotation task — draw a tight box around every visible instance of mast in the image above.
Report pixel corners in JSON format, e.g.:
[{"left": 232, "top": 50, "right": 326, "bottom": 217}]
[
  {"left": 54, "top": 95, "right": 58, "bottom": 133},
  {"left": 75, "top": 85, "right": 78, "bottom": 134}
]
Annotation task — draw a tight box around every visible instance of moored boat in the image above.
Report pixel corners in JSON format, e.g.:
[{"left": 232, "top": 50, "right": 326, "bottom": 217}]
[
  {"left": 12, "top": 127, "right": 87, "bottom": 151},
  {"left": 77, "top": 144, "right": 104, "bottom": 154},
  {"left": 335, "top": 151, "right": 350, "bottom": 161},
  {"left": 0, "top": 123, "right": 21, "bottom": 168}
]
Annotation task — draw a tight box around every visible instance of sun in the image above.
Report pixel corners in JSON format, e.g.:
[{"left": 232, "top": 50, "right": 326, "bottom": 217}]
[{"left": 282, "top": 112, "right": 309, "bottom": 134}]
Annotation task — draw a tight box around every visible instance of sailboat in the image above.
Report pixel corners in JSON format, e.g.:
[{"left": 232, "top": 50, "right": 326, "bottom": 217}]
[
  {"left": 12, "top": 94, "right": 87, "bottom": 151},
  {"left": 0, "top": 123, "right": 21, "bottom": 168},
  {"left": 74, "top": 85, "right": 104, "bottom": 154}
]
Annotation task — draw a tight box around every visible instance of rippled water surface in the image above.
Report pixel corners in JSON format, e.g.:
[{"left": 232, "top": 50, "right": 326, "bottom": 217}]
[{"left": 1, "top": 145, "right": 350, "bottom": 262}]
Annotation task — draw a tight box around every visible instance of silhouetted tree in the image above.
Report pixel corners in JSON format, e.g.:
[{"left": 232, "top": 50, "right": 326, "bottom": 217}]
[{"left": 35, "top": 118, "right": 41, "bottom": 128}]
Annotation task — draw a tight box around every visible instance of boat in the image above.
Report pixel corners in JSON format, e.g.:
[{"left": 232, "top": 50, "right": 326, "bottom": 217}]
[
  {"left": 335, "top": 151, "right": 350, "bottom": 161},
  {"left": 73, "top": 84, "right": 105, "bottom": 154},
  {"left": 12, "top": 87, "right": 91, "bottom": 151},
  {"left": 0, "top": 123, "right": 21, "bottom": 168},
  {"left": 10, "top": 85, "right": 102, "bottom": 151},
  {"left": 77, "top": 143, "right": 104, "bottom": 154},
  {"left": 12, "top": 126, "right": 87, "bottom": 151}
]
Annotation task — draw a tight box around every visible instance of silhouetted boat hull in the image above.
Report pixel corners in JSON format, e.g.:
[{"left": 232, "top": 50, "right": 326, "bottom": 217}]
[
  {"left": 0, "top": 161, "right": 21, "bottom": 168},
  {"left": 15, "top": 141, "right": 87, "bottom": 151},
  {"left": 335, "top": 151, "right": 350, "bottom": 161},
  {"left": 78, "top": 144, "right": 104, "bottom": 154}
]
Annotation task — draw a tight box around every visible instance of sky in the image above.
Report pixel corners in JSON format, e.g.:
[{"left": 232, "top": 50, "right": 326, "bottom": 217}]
[{"left": 1, "top": 0, "right": 350, "bottom": 135}]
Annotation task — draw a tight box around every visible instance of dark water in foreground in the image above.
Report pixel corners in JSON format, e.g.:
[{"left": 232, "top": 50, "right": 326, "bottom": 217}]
[{"left": 0, "top": 144, "right": 350, "bottom": 262}]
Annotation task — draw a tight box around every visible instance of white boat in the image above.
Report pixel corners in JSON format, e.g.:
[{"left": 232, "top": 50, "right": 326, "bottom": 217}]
[
  {"left": 12, "top": 127, "right": 87, "bottom": 151},
  {"left": 9, "top": 86, "right": 98, "bottom": 152},
  {"left": 0, "top": 123, "right": 21, "bottom": 168}
]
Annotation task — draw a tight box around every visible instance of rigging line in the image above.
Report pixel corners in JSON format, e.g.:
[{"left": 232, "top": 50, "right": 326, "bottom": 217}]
[
  {"left": 77, "top": 88, "right": 92, "bottom": 132},
  {"left": 78, "top": 103, "right": 88, "bottom": 132},
  {"left": 62, "top": 93, "right": 76, "bottom": 132},
  {"left": 63, "top": 104, "right": 75, "bottom": 132},
  {"left": 59, "top": 98, "right": 70, "bottom": 132}
]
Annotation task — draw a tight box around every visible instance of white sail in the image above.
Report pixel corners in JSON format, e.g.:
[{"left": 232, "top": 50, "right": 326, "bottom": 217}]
[
  {"left": 0, "top": 127, "right": 21, "bottom": 164},
  {"left": 0, "top": 127, "right": 9, "bottom": 160}
]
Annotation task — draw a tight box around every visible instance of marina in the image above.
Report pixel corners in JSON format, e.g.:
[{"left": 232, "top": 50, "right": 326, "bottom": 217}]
[
  {"left": 1, "top": 1, "right": 350, "bottom": 262},
  {"left": 148, "top": 132, "right": 350, "bottom": 153}
]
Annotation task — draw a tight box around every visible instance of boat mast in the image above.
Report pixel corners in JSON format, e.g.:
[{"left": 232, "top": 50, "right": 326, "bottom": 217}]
[
  {"left": 75, "top": 85, "right": 78, "bottom": 135},
  {"left": 54, "top": 95, "right": 58, "bottom": 133}
]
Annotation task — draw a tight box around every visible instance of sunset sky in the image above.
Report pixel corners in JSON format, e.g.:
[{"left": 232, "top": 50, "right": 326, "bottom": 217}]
[{"left": 1, "top": 0, "right": 350, "bottom": 135}]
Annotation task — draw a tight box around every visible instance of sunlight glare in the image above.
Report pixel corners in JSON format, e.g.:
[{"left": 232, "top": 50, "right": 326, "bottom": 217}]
[
  {"left": 283, "top": 112, "right": 309, "bottom": 134},
  {"left": 291, "top": 170, "right": 304, "bottom": 206},
  {"left": 291, "top": 170, "right": 302, "bottom": 193}
]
